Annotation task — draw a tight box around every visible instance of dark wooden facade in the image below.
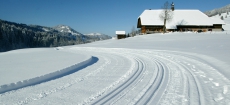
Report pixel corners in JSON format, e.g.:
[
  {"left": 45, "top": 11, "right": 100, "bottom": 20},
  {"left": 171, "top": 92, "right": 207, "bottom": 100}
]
[
  {"left": 176, "top": 24, "right": 223, "bottom": 32},
  {"left": 117, "top": 35, "right": 126, "bottom": 39},
  {"left": 137, "top": 18, "right": 223, "bottom": 34},
  {"left": 137, "top": 18, "right": 164, "bottom": 34}
]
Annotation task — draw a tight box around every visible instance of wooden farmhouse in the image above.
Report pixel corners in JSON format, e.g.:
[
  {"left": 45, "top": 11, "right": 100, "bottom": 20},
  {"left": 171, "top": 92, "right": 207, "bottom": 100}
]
[
  {"left": 137, "top": 4, "right": 225, "bottom": 34},
  {"left": 116, "top": 31, "right": 126, "bottom": 39}
]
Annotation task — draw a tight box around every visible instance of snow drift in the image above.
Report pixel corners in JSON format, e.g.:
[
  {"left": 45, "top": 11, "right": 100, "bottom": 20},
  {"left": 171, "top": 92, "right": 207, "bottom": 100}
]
[{"left": 0, "top": 56, "right": 98, "bottom": 94}]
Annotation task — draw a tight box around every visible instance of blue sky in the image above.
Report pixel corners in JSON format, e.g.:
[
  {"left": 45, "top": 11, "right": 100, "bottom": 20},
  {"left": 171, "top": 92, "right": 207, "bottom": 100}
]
[{"left": 0, "top": 0, "right": 229, "bottom": 36}]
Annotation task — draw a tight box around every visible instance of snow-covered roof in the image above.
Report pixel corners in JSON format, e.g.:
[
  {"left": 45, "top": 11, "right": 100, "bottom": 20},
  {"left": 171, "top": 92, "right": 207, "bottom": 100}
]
[
  {"left": 210, "top": 17, "right": 226, "bottom": 25},
  {"left": 138, "top": 9, "right": 225, "bottom": 29},
  {"left": 116, "top": 31, "right": 125, "bottom": 35}
]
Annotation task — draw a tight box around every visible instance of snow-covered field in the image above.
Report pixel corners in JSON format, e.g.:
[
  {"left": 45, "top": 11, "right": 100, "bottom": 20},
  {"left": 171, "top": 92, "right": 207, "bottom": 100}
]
[{"left": 1, "top": 32, "right": 230, "bottom": 105}]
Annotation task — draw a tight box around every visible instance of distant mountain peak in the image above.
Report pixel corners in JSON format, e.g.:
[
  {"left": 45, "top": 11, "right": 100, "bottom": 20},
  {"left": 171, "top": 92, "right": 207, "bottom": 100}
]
[
  {"left": 53, "top": 25, "right": 83, "bottom": 35},
  {"left": 84, "top": 32, "right": 112, "bottom": 40},
  {"left": 85, "top": 33, "right": 104, "bottom": 36},
  {"left": 56, "top": 25, "right": 71, "bottom": 29}
]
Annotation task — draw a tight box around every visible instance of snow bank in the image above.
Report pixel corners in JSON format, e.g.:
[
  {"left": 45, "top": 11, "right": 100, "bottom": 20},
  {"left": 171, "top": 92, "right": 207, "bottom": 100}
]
[
  {"left": 0, "top": 48, "right": 93, "bottom": 85},
  {"left": 0, "top": 56, "right": 98, "bottom": 94}
]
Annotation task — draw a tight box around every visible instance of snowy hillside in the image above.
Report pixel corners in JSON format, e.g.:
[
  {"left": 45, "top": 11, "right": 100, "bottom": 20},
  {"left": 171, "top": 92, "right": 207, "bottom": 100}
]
[
  {"left": 0, "top": 19, "right": 88, "bottom": 52},
  {"left": 85, "top": 32, "right": 111, "bottom": 37},
  {"left": 0, "top": 32, "right": 230, "bottom": 105},
  {"left": 84, "top": 32, "right": 112, "bottom": 40},
  {"left": 53, "top": 25, "right": 84, "bottom": 36},
  {"left": 85, "top": 32, "right": 104, "bottom": 36},
  {"left": 210, "top": 12, "right": 230, "bottom": 31},
  {"left": 211, "top": 12, "right": 230, "bottom": 24},
  {"left": 0, "top": 19, "right": 112, "bottom": 52},
  {"left": 204, "top": 4, "right": 230, "bottom": 17},
  {"left": 204, "top": 4, "right": 230, "bottom": 31}
]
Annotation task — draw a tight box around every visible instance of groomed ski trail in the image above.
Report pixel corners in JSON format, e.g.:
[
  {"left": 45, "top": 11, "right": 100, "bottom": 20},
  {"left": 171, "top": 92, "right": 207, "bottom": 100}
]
[{"left": 0, "top": 47, "right": 230, "bottom": 105}]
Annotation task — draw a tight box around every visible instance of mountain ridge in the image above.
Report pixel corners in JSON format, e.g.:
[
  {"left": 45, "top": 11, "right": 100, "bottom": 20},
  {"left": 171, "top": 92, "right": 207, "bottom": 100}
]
[
  {"left": 0, "top": 19, "right": 111, "bottom": 52},
  {"left": 53, "top": 25, "right": 84, "bottom": 36},
  {"left": 84, "top": 32, "right": 112, "bottom": 41}
]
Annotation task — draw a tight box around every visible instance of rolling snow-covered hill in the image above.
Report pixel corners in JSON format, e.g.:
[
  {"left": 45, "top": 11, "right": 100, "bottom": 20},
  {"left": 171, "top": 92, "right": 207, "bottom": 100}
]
[
  {"left": 204, "top": 4, "right": 230, "bottom": 17},
  {"left": 204, "top": 4, "right": 230, "bottom": 31},
  {"left": 210, "top": 12, "right": 230, "bottom": 31},
  {"left": 211, "top": 12, "right": 230, "bottom": 24},
  {"left": 0, "top": 32, "right": 230, "bottom": 105}
]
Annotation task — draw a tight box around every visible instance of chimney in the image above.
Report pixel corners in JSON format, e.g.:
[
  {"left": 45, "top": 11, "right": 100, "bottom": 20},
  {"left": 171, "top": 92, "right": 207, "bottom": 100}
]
[{"left": 171, "top": 2, "right": 175, "bottom": 11}]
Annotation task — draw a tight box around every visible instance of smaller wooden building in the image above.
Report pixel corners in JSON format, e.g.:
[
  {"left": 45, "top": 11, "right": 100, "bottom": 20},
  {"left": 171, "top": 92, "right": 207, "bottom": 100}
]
[{"left": 116, "top": 31, "right": 126, "bottom": 39}]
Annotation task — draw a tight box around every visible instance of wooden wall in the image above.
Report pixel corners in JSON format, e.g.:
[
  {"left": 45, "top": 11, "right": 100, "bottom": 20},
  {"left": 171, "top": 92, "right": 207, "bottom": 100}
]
[
  {"left": 141, "top": 26, "right": 146, "bottom": 33},
  {"left": 141, "top": 26, "right": 164, "bottom": 34},
  {"left": 138, "top": 25, "right": 223, "bottom": 34},
  {"left": 117, "top": 35, "right": 126, "bottom": 39},
  {"left": 176, "top": 25, "right": 223, "bottom": 32},
  {"left": 213, "top": 24, "right": 222, "bottom": 28}
]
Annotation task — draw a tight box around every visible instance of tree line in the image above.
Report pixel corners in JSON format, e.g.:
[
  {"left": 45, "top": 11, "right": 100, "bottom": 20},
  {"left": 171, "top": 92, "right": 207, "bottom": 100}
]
[{"left": 0, "top": 19, "right": 109, "bottom": 52}]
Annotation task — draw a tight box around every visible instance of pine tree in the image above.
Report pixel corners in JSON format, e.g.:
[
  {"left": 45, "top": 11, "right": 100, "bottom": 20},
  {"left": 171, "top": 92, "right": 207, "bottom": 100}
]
[
  {"left": 221, "top": 16, "right": 224, "bottom": 20},
  {"left": 127, "top": 33, "right": 130, "bottom": 37}
]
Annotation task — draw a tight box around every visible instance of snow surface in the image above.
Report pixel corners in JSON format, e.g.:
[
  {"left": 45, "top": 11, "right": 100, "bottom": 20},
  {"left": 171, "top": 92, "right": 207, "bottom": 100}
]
[
  {"left": 1, "top": 32, "right": 230, "bottom": 105},
  {"left": 0, "top": 48, "right": 91, "bottom": 85}
]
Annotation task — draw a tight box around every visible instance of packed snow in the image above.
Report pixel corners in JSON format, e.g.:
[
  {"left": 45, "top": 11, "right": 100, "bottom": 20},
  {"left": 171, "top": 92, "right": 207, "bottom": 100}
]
[{"left": 0, "top": 32, "right": 230, "bottom": 105}]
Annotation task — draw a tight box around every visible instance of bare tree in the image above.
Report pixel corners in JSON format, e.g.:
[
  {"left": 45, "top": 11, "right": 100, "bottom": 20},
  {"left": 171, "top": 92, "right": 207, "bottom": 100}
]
[
  {"left": 131, "top": 26, "right": 136, "bottom": 37},
  {"left": 159, "top": 1, "right": 173, "bottom": 34}
]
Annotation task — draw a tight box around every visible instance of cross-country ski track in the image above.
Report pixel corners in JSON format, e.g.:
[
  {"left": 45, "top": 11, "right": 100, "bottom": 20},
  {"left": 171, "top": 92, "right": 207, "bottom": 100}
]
[{"left": 1, "top": 33, "right": 230, "bottom": 105}]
